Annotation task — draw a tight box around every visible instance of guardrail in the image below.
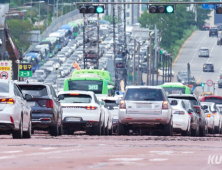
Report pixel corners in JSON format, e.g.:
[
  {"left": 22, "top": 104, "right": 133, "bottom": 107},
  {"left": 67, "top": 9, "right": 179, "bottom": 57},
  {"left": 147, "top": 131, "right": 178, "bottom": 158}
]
[{"left": 25, "top": 9, "right": 82, "bottom": 54}]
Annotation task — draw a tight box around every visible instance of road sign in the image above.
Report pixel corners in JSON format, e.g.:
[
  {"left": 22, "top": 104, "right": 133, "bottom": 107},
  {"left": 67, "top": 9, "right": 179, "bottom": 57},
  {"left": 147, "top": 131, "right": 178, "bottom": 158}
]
[
  {"left": 206, "top": 79, "right": 213, "bottom": 87},
  {"left": 202, "top": 4, "right": 215, "bottom": 9},
  {"left": 0, "top": 61, "right": 11, "bottom": 80},
  {"left": 19, "top": 63, "right": 32, "bottom": 77}
]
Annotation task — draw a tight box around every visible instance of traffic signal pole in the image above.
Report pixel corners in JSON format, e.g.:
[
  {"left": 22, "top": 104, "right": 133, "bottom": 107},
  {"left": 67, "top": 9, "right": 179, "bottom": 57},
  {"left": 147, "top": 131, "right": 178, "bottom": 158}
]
[
  {"left": 133, "top": 39, "right": 136, "bottom": 85},
  {"left": 97, "top": 13, "right": 99, "bottom": 69},
  {"left": 137, "top": 43, "right": 140, "bottom": 85},
  {"left": 83, "top": 13, "right": 86, "bottom": 69}
]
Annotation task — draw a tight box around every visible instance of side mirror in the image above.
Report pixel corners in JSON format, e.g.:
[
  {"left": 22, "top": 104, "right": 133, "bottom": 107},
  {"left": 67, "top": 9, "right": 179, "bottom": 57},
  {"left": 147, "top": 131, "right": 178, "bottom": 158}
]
[
  {"left": 202, "top": 105, "right": 208, "bottom": 110},
  {"left": 187, "top": 109, "right": 193, "bottom": 113},
  {"left": 25, "top": 94, "right": 32, "bottom": 100},
  {"left": 58, "top": 94, "right": 64, "bottom": 101}
]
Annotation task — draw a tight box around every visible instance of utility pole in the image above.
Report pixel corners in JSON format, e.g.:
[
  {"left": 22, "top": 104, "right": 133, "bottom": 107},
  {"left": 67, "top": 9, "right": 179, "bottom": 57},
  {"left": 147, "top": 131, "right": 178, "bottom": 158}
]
[
  {"left": 162, "top": 54, "right": 165, "bottom": 84},
  {"left": 47, "top": 0, "right": 49, "bottom": 27},
  {"left": 146, "top": 46, "right": 149, "bottom": 85},
  {"left": 83, "top": 13, "right": 86, "bottom": 69},
  {"left": 30, "top": 0, "right": 32, "bottom": 23},
  {"left": 149, "top": 35, "right": 152, "bottom": 86},
  {"left": 56, "top": 0, "right": 59, "bottom": 18},
  {"left": 133, "top": 39, "right": 136, "bottom": 85},
  {"left": 137, "top": 43, "right": 140, "bottom": 85},
  {"left": 113, "top": 4, "right": 116, "bottom": 85},
  {"left": 38, "top": 1, "right": 40, "bottom": 29},
  {"left": 156, "top": 51, "right": 159, "bottom": 85},
  {"left": 97, "top": 13, "right": 99, "bottom": 69}
]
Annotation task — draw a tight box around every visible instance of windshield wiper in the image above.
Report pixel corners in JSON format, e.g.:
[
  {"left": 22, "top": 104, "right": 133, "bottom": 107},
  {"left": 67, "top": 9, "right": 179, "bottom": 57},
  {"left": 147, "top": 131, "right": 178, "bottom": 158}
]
[
  {"left": 143, "top": 98, "right": 156, "bottom": 100},
  {"left": 73, "top": 102, "right": 83, "bottom": 103}
]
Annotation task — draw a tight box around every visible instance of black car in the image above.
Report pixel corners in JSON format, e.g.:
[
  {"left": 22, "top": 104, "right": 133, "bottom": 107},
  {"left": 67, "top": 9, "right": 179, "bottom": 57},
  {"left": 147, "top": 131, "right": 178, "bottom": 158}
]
[
  {"left": 177, "top": 71, "right": 188, "bottom": 82},
  {"left": 16, "top": 82, "right": 63, "bottom": 136},
  {"left": 209, "top": 27, "right": 218, "bottom": 37},
  {"left": 203, "top": 23, "right": 210, "bottom": 30},
  {"left": 218, "top": 79, "right": 222, "bottom": 88},
  {"left": 217, "top": 36, "right": 222, "bottom": 45},
  {"left": 203, "top": 63, "right": 214, "bottom": 72},
  {"left": 168, "top": 94, "right": 206, "bottom": 136},
  {"left": 218, "top": 24, "right": 222, "bottom": 31}
]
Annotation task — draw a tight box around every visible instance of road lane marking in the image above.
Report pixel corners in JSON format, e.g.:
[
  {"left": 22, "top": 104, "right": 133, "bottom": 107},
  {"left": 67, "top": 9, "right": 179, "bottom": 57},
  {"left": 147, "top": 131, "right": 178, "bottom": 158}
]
[
  {"left": 40, "top": 147, "right": 56, "bottom": 150},
  {"left": 0, "top": 149, "right": 82, "bottom": 160},
  {"left": 172, "top": 31, "right": 197, "bottom": 67},
  {"left": 149, "top": 158, "right": 168, "bottom": 162},
  {"left": 0, "top": 151, "right": 23, "bottom": 154}
]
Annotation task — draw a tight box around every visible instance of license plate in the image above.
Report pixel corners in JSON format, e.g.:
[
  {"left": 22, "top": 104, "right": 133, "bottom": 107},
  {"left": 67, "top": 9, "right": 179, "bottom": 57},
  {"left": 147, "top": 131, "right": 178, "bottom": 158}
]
[
  {"left": 137, "top": 104, "right": 151, "bottom": 108},
  {"left": 27, "top": 102, "right": 35, "bottom": 107},
  {"left": 66, "top": 117, "right": 81, "bottom": 122}
]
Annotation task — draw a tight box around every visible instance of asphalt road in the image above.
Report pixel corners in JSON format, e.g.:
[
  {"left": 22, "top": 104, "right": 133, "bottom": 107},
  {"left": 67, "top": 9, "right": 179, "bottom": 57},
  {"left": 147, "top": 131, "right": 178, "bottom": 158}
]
[
  {"left": 173, "top": 30, "right": 222, "bottom": 96},
  {"left": 1, "top": 134, "right": 222, "bottom": 170}
]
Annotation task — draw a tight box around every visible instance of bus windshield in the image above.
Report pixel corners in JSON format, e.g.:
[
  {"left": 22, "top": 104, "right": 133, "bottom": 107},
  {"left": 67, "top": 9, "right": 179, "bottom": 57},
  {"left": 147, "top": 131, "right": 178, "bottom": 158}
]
[
  {"left": 68, "top": 80, "right": 103, "bottom": 94},
  {"left": 163, "top": 87, "right": 185, "bottom": 94}
]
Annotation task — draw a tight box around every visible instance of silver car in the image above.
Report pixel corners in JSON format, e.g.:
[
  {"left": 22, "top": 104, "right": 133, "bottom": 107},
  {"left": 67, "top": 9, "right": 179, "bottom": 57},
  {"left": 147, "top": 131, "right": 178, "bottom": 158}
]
[
  {"left": 0, "top": 80, "right": 32, "bottom": 139},
  {"left": 198, "top": 47, "right": 209, "bottom": 57},
  {"left": 118, "top": 86, "right": 173, "bottom": 136}
]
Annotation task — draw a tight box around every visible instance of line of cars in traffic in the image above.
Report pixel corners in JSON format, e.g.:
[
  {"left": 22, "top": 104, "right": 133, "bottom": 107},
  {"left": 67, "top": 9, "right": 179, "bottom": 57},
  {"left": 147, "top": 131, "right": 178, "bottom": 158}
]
[{"left": 2, "top": 77, "right": 222, "bottom": 138}]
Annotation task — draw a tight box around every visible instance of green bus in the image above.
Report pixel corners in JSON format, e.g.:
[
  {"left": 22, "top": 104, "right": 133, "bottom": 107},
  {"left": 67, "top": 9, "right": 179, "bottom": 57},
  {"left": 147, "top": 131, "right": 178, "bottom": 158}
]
[
  {"left": 68, "top": 22, "right": 79, "bottom": 38},
  {"left": 40, "top": 37, "right": 58, "bottom": 57},
  {"left": 158, "top": 82, "right": 191, "bottom": 95},
  {"left": 63, "top": 77, "right": 115, "bottom": 96}
]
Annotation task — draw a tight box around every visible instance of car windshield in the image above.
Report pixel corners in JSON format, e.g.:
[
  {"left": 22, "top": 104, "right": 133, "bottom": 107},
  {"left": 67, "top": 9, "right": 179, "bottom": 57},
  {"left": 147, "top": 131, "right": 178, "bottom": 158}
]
[
  {"left": 58, "top": 94, "right": 92, "bottom": 103},
  {"left": 36, "top": 72, "right": 44, "bottom": 76},
  {"left": 125, "top": 88, "right": 164, "bottom": 101},
  {"left": 0, "top": 82, "right": 9, "bottom": 93},
  {"left": 18, "top": 85, "right": 48, "bottom": 97},
  {"left": 204, "top": 97, "right": 222, "bottom": 104},
  {"left": 168, "top": 96, "right": 198, "bottom": 106},
  {"left": 104, "top": 100, "right": 118, "bottom": 109}
]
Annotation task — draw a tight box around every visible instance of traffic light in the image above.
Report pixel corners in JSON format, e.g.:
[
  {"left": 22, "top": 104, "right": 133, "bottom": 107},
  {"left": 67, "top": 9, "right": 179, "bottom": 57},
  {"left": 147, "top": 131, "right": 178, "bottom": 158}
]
[
  {"left": 201, "top": 83, "right": 205, "bottom": 87},
  {"left": 79, "top": 6, "right": 104, "bottom": 13},
  {"left": 148, "top": 5, "right": 174, "bottom": 13},
  {"left": 216, "top": 5, "right": 222, "bottom": 14}
]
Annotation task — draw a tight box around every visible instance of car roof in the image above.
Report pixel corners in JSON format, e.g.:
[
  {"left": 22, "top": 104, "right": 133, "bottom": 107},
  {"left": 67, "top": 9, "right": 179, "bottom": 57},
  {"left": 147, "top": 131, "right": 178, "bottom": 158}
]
[
  {"left": 15, "top": 81, "right": 48, "bottom": 86},
  {"left": 126, "top": 86, "right": 163, "bottom": 89},
  {"left": 58, "top": 90, "right": 95, "bottom": 96},
  {"left": 204, "top": 62, "right": 213, "bottom": 64},
  {"left": 200, "top": 47, "right": 208, "bottom": 49},
  {"left": 168, "top": 94, "right": 196, "bottom": 98}
]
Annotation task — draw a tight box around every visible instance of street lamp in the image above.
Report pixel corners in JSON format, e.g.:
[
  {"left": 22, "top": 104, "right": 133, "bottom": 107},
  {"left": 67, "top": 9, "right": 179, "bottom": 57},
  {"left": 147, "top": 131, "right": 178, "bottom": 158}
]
[{"left": 38, "top": 1, "right": 45, "bottom": 29}]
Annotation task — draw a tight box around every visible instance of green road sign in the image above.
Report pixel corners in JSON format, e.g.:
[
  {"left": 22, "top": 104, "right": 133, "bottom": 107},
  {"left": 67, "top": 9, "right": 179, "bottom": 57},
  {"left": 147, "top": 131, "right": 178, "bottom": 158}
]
[
  {"left": 19, "top": 71, "right": 32, "bottom": 77},
  {"left": 19, "top": 63, "right": 32, "bottom": 77}
]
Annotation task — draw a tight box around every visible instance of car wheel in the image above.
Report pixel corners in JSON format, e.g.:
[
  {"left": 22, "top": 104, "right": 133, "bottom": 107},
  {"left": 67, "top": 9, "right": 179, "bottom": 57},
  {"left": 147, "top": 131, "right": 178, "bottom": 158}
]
[
  {"left": 50, "top": 122, "right": 59, "bottom": 136},
  {"left": 199, "top": 125, "right": 205, "bottom": 137},
  {"left": 12, "top": 118, "right": 23, "bottom": 139},
  {"left": 109, "top": 125, "right": 113, "bottom": 135},
  {"left": 59, "top": 123, "right": 63, "bottom": 136},
  {"left": 92, "top": 121, "right": 102, "bottom": 136},
  {"left": 215, "top": 126, "right": 220, "bottom": 134},
  {"left": 163, "top": 118, "right": 173, "bottom": 136},
  {"left": 118, "top": 121, "right": 127, "bottom": 135},
  {"left": 191, "top": 124, "right": 199, "bottom": 136},
  {"left": 182, "top": 125, "right": 191, "bottom": 136},
  {"left": 23, "top": 120, "right": 31, "bottom": 139}
]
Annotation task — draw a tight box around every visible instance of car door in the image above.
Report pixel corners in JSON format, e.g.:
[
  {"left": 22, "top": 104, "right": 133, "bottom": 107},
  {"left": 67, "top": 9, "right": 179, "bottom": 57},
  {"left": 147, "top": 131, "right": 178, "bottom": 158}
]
[
  {"left": 14, "top": 84, "right": 28, "bottom": 129},
  {"left": 49, "top": 85, "right": 62, "bottom": 125}
]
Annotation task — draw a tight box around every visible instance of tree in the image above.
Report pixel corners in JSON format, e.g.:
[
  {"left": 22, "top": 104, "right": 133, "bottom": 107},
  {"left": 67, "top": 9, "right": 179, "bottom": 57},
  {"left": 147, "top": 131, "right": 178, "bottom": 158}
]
[{"left": 6, "top": 19, "right": 33, "bottom": 51}]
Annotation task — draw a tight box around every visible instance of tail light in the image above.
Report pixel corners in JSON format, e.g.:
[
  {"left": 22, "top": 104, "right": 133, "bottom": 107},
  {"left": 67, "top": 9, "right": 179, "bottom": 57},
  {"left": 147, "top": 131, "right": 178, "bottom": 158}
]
[
  {"left": 203, "top": 26, "right": 205, "bottom": 28},
  {"left": 120, "top": 100, "right": 126, "bottom": 109},
  {"left": 47, "top": 100, "right": 54, "bottom": 108},
  {"left": 194, "top": 106, "right": 201, "bottom": 114},
  {"left": 213, "top": 112, "right": 217, "bottom": 115},
  {"left": 85, "top": 106, "right": 97, "bottom": 110},
  {"left": 207, "top": 114, "right": 211, "bottom": 117},
  {"left": 162, "top": 101, "right": 168, "bottom": 109},
  {"left": 10, "top": 116, "right": 14, "bottom": 123},
  {"left": 188, "top": 112, "right": 193, "bottom": 117},
  {"left": 0, "top": 98, "right": 15, "bottom": 104},
  {"left": 174, "top": 111, "right": 185, "bottom": 115}
]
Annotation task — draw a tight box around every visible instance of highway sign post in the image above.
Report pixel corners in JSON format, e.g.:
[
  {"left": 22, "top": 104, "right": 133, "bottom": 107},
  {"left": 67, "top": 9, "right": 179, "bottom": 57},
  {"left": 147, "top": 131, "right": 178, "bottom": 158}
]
[
  {"left": 206, "top": 79, "right": 213, "bottom": 87},
  {"left": 0, "top": 60, "right": 11, "bottom": 80},
  {"left": 19, "top": 63, "right": 32, "bottom": 77}
]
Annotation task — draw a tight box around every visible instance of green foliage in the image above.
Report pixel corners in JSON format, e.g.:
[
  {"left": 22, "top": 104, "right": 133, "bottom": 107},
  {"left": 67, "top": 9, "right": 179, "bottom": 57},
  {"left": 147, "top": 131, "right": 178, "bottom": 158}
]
[
  {"left": 102, "top": 15, "right": 121, "bottom": 24},
  {"left": 6, "top": 19, "right": 33, "bottom": 51},
  {"left": 138, "top": 4, "right": 211, "bottom": 59}
]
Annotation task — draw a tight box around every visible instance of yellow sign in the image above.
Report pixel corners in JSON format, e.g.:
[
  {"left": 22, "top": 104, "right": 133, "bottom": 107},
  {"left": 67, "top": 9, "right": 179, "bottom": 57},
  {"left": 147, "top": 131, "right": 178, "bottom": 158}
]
[{"left": 0, "top": 66, "right": 10, "bottom": 71}]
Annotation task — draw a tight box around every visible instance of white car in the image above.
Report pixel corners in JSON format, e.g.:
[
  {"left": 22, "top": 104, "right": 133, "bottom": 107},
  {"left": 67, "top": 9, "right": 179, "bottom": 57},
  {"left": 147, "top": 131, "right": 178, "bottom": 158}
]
[
  {"left": 118, "top": 86, "right": 173, "bottom": 136},
  {"left": 0, "top": 80, "right": 32, "bottom": 139},
  {"left": 201, "top": 102, "right": 219, "bottom": 134},
  {"left": 58, "top": 91, "right": 105, "bottom": 135},
  {"left": 169, "top": 98, "right": 191, "bottom": 136},
  {"left": 101, "top": 97, "right": 119, "bottom": 133}
]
